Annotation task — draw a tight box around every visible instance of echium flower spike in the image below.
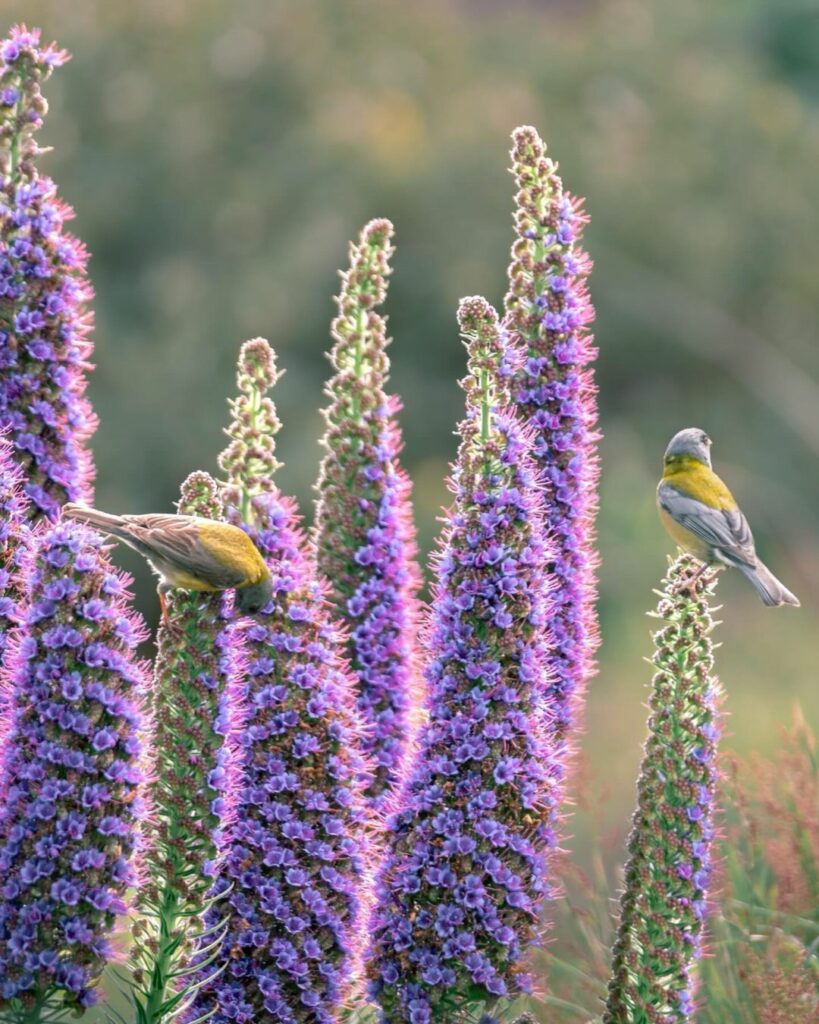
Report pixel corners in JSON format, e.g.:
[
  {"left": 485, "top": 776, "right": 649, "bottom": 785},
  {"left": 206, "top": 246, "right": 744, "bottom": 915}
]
[
  {"left": 218, "top": 336, "right": 282, "bottom": 523},
  {"left": 0, "top": 26, "right": 97, "bottom": 520},
  {"left": 0, "top": 517, "right": 148, "bottom": 1017},
  {"left": 131, "top": 470, "right": 244, "bottom": 1024},
  {"left": 505, "top": 125, "right": 599, "bottom": 761},
  {"left": 189, "top": 339, "right": 372, "bottom": 1023},
  {"left": 604, "top": 554, "right": 722, "bottom": 1023},
  {"left": 313, "top": 219, "right": 421, "bottom": 808},
  {"left": 368, "top": 296, "right": 558, "bottom": 1023},
  {"left": 0, "top": 431, "right": 29, "bottom": 729}
]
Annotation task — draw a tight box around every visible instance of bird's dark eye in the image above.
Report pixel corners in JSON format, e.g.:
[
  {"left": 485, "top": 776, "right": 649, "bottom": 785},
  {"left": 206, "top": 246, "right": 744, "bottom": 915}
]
[{"left": 701, "top": 434, "right": 711, "bottom": 445}]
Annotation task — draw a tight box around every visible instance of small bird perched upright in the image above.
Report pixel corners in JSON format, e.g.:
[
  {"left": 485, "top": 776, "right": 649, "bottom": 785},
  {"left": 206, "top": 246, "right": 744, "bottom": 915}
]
[
  {"left": 62, "top": 505, "right": 273, "bottom": 614},
  {"left": 657, "top": 428, "right": 800, "bottom": 608}
]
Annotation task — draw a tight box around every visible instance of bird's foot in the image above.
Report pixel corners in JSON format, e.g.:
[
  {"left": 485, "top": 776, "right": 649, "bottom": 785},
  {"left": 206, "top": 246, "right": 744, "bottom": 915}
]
[
  {"left": 674, "top": 562, "right": 716, "bottom": 599},
  {"left": 157, "top": 587, "right": 185, "bottom": 642},
  {"left": 158, "top": 615, "right": 185, "bottom": 643}
]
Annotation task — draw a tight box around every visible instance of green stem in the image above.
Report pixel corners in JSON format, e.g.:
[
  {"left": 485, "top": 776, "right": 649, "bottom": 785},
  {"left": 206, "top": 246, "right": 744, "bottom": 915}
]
[
  {"left": 8, "top": 77, "right": 21, "bottom": 183},
  {"left": 17, "top": 992, "right": 48, "bottom": 1024},
  {"left": 725, "top": 899, "right": 819, "bottom": 934},
  {"left": 140, "top": 881, "right": 180, "bottom": 1023},
  {"left": 240, "top": 385, "right": 261, "bottom": 525},
  {"left": 479, "top": 367, "right": 490, "bottom": 442},
  {"left": 351, "top": 305, "right": 367, "bottom": 421},
  {"left": 540, "top": 993, "right": 602, "bottom": 1020},
  {"left": 547, "top": 953, "right": 609, "bottom": 994}
]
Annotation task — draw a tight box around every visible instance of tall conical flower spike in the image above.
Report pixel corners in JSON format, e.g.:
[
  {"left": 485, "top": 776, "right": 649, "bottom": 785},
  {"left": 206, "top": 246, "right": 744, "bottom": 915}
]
[
  {"left": 505, "top": 125, "right": 599, "bottom": 772},
  {"left": 130, "top": 470, "right": 244, "bottom": 1024},
  {"left": 0, "top": 26, "right": 97, "bottom": 520},
  {"left": 0, "top": 518, "right": 148, "bottom": 1017},
  {"left": 368, "top": 296, "right": 558, "bottom": 1023},
  {"left": 314, "top": 220, "right": 421, "bottom": 809},
  {"left": 189, "top": 338, "right": 372, "bottom": 1023},
  {"left": 604, "top": 555, "right": 722, "bottom": 1023}
]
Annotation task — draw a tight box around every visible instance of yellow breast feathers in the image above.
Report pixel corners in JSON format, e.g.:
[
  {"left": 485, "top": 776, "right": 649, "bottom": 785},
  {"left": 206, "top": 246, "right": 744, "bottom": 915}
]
[{"left": 661, "top": 457, "right": 737, "bottom": 511}]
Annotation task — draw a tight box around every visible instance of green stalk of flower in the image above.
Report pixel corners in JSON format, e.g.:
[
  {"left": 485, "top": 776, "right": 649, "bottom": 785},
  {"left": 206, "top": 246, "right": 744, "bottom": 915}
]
[
  {"left": 604, "top": 554, "right": 722, "bottom": 1023},
  {"left": 128, "top": 471, "right": 243, "bottom": 1024}
]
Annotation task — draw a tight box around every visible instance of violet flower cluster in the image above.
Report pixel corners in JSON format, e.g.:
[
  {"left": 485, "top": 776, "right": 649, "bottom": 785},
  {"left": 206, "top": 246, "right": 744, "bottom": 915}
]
[
  {"left": 368, "top": 297, "right": 558, "bottom": 1023},
  {"left": 0, "top": 26, "right": 96, "bottom": 521},
  {"left": 505, "top": 125, "right": 598, "bottom": 760},
  {"left": 189, "top": 338, "right": 371, "bottom": 1023},
  {"left": 0, "top": 517, "right": 148, "bottom": 1016},
  {"left": 314, "top": 219, "right": 420, "bottom": 809},
  {"left": 604, "top": 555, "right": 722, "bottom": 1023},
  {"left": 0, "top": 432, "right": 28, "bottom": 705},
  {"left": 131, "top": 470, "right": 244, "bottom": 1022}
]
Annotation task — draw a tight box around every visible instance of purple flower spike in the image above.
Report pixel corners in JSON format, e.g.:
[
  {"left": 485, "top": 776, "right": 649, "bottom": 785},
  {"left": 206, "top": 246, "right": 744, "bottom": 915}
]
[
  {"left": 0, "top": 431, "right": 29, "bottom": 726},
  {"left": 368, "top": 297, "right": 559, "bottom": 1023},
  {"left": 190, "top": 338, "right": 372, "bottom": 1023},
  {"left": 0, "top": 26, "right": 96, "bottom": 521},
  {"left": 505, "top": 126, "right": 599, "bottom": 774},
  {"left": 0, "top": 518, "right": 148, "bottom": 1016},
  {"left": 314, "top": 219, "right": 421, "bottom": 810},
  {"left": 130, "top": 470, "right": 245, "bottom": 1020},
  {"left": 604, "top": 555, "right": 722, "bottom": 1023}
]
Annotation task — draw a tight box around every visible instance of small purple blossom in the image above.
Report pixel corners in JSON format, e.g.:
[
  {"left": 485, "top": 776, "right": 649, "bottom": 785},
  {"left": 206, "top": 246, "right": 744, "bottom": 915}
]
[
  {"left": 505, "top": 125, "right": 599, "bottom": 777},
  {"left": 368, "top": 298, "right": 558, "bottom": 1022},
  {"left": 603, "top": 556, "right": 721, "bottom": 1023},
  {"left": 0, "top": 26, "right": 96, "bottom": 520},
  {"left": 313, "top": 219, "right": 421, "bottom": 810},
  {"left": 0, "top": 519, "right": 148, "bottom": 1014}
]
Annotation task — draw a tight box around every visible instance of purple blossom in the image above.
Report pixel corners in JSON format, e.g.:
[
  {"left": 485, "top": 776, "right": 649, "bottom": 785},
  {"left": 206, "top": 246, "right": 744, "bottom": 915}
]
[
  {"left": 0, "top": 519, "right": 148, "bottom": 1015},
  {"left": 603, "top": 555, "right": 721, "bottom": 1023},
  {"left": 190, "top": 494, "right": 372, "bottom": 1023},
  {"left": 368, "top": 298, "right": 558, "bottom": 1022},
  {"left": 313, "top": 219, "right": 421, "bottom": 810},
  {"left": 505, "top": 125, "right": 599, "bottom": 777},
  {"left": 0, "top": 26, "right": 95, "bottom": 521},
  {"left": 188, "top": 338, "right": 372, "bottom": 1023}
]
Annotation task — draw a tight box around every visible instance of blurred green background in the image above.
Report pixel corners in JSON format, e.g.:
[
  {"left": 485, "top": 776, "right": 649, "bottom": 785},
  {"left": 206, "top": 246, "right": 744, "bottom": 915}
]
[{"left": 3, "top": 0, "right": 816, "bottom": 842}]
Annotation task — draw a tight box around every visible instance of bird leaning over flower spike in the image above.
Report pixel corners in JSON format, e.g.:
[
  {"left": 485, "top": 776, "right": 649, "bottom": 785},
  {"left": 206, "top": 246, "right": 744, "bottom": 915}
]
[
  {"left": 657, "top": 428, "right": 800, "bottom": 607},
  {"left": 62, "top": 504, "right": 273, "bottom": 615}
]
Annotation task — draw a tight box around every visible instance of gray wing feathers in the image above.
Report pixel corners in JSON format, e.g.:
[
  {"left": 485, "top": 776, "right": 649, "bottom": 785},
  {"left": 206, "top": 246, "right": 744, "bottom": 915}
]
[
  {"left": 658, "top": 483, "right": 757, "bottom": 568},
  {"left": 123, "top": 515, "right": 247, "bottom": 588},
  {"left": 63, "top": 507, "right": 247, "bottom": 589}
]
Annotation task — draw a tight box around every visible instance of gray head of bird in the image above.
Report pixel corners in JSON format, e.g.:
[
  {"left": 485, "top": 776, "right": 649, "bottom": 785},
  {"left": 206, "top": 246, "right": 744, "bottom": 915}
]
[
  {"left": 664, "top": 427, "right": 713, "bottom": 468},
  {"left": 236, "top": 576, "right": 273, "bottom": 615}
]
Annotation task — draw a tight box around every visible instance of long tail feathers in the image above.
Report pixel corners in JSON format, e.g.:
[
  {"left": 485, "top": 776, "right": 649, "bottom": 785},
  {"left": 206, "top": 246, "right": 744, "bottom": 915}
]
[
  {"left": 738, "top": 558, "right": 800, "bottom": 608},
  {"left": 62, "top": 503, "right": 131, "bottom": 541}
]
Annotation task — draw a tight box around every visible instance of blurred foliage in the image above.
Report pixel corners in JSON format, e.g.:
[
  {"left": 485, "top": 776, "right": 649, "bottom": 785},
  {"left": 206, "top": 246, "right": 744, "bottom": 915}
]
[
  {"left": 699, "top": 710, "right": 818, "bottom": 1024},
  {"left": 2, "top": 0, "right": 816, "bottom": 887},
  {"left": 526, "top": 710, "right": 819, "bottom": 1023}
]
